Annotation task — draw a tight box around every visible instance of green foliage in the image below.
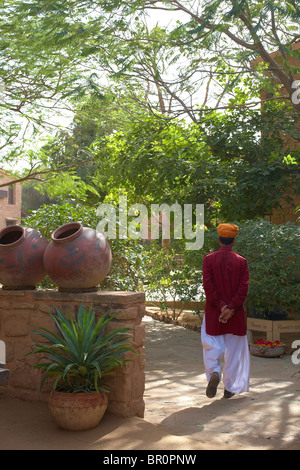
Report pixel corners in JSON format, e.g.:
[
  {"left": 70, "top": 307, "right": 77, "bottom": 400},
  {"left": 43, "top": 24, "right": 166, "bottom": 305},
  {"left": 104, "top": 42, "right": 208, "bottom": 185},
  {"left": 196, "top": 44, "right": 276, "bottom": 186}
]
[
  {"left": 95, "top": 109, "right": 299, "bottom": 225},
  {"left": 23, "top": 197, "right": 300, "bottom": 321},
  {"left": 33, "top": 92, "right": 148, "bottom": 205},
  {"left": 235, "top": 220, "right": 300, "bottom": 314},
  {"left": 94, "top": 114, "right": 208, "bottom": 205},
  {"left": 101, "top": 238, "right": 145, "bottom": 292},
  {"left": 0, "top": 0, "right": 81, "bottom": 159},
  {"left": 185, "top": 220, "right": 300, "bottom": 315},
  {"left": 143, "top": 242, "right": 202, "bottom": 320},
  {"left": 1, "top": 0, "right": 299, "bottom": 205},
  {"left": 24, "top": 202, "right": 97, "bottom": 239},
  {"left": 27, "top": 303, "right": 136, "bottom": 393}
]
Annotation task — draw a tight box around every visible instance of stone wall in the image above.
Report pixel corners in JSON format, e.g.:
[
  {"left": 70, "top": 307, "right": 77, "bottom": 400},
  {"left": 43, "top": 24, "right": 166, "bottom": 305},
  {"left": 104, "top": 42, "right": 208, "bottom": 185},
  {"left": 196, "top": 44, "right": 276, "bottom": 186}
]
[{"left": 0, "top": 289, "right": 146, "bottom": 418}]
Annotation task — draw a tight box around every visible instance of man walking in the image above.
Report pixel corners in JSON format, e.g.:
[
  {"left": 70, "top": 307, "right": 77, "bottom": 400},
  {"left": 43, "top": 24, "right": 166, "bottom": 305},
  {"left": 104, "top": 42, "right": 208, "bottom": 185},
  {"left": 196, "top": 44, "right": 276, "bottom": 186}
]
[{"left": 201, "top": 223, "right": 250, "bottom": 399}]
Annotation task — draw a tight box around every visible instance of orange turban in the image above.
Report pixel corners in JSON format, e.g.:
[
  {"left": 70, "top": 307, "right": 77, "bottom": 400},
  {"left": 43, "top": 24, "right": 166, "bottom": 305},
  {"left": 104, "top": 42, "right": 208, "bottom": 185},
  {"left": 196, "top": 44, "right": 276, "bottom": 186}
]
[{"left": 217, "top": 223, "right": 239, "bottom": 238}]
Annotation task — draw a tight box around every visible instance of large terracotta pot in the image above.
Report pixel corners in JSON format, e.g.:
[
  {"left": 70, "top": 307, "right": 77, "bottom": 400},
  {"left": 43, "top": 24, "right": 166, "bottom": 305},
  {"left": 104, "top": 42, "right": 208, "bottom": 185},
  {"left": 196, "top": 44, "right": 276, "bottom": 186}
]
[
  {"left": 48, "top": 390, "right": 108, "bottom": 431},
  {"left": 0, "top": 225, "right": 48, "bottom": 289},
  {"left": 43, "top": 222, "right": 112, "bottom": 290}
]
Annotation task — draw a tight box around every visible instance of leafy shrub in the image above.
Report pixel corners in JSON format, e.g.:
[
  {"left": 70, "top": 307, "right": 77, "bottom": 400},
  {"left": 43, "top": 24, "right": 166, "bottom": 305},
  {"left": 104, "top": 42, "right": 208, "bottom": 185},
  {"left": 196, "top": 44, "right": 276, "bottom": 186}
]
[
  {"left": 143, "top": 241, "right": 202, "bottom": 320},
  {"left": 185, "top": 220, "right": 300, "bottom": 317},
  {"left": 24, "top": 203, "right": 299, "bottom": 319},
  {"left": 234, "top": 220, "right": 299, "bottom": 315}
]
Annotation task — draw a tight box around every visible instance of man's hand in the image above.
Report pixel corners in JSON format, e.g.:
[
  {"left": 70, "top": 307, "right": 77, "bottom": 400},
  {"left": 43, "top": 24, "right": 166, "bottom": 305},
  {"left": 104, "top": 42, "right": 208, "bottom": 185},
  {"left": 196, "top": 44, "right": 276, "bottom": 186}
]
[{"left": 219, "top": 305, "right": 234, "bottom": 323}]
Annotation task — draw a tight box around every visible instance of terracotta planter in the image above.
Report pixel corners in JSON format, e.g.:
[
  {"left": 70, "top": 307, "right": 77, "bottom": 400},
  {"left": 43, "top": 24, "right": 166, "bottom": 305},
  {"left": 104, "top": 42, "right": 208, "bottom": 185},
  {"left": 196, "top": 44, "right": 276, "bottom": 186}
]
[
  {"left": 48, "top": 390, "right": 108, "bottom": 431},
  {"left": 0, "top": 225, "right": 48, "bottom": 289},
  {"left": 43, "top": 222, "right": 112, "bottom": 290}
]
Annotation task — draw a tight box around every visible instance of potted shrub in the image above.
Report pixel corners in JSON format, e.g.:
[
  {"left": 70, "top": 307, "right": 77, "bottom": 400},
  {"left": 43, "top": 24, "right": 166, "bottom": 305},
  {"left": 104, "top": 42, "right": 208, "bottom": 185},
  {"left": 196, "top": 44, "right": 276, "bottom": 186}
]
[{"left": 27, "top": 303, "right": 137, "bottom": 431}]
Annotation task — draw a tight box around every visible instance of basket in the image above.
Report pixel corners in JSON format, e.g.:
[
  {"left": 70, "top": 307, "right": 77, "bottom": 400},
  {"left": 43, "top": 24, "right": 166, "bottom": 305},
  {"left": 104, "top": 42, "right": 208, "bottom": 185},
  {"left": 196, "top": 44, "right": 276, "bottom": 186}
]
[{"left": 250, "top": 343, "right": 286, "bottom": 357}]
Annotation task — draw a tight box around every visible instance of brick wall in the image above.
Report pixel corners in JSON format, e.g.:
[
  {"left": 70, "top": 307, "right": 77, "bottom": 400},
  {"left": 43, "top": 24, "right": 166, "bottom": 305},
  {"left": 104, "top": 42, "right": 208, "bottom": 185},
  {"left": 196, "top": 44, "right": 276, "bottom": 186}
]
[
  {"left": 271, "top": 194, "right": 300, "bottom": 224},
  {"left": 0, "top": 289, "right": 146, "bottom": 418},
  {"left": 0, "top": 170, "right": 22, "bottom": 229}
]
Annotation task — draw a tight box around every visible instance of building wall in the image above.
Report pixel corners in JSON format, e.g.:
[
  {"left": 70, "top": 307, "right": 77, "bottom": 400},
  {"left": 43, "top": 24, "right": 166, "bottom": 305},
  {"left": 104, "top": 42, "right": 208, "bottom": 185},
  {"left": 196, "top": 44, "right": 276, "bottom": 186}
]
[
  {"left": 0, "top": 170, "right": 22, "bottom": 229},
  {"left": 271, "top": 195, "right": 300, "bottom": 224}
]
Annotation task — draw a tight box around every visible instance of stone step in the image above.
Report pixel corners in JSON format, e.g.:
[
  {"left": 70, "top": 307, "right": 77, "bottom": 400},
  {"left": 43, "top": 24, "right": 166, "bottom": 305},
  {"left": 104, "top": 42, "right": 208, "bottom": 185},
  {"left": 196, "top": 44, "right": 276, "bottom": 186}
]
[{"left": 0, "top": 368, "right": 9, "bottom": 385}]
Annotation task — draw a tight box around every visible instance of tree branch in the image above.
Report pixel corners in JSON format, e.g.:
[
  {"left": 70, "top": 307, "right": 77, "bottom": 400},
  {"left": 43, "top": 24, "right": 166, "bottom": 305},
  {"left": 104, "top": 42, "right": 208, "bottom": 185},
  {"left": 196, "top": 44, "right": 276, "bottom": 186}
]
[{"left": 0, "top": 163, "right": 78, "bottom": 188}]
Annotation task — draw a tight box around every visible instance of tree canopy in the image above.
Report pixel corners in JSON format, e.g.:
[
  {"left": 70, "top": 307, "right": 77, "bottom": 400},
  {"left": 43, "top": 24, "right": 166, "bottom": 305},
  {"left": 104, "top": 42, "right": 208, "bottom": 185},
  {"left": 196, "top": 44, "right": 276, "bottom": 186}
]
[
  {"left": 94, "top": 103, "right": 299, "bottom": 225},
  {"left": 0, "top": 0, "right": 299, "bottom": 225}
]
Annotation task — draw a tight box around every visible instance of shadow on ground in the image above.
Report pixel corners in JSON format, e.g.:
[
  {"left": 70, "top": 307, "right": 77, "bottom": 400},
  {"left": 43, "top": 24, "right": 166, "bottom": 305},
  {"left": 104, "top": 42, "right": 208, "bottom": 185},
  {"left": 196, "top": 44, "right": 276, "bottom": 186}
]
[{"left": 1, "top": 315, "right": 300, "bottom": 450}]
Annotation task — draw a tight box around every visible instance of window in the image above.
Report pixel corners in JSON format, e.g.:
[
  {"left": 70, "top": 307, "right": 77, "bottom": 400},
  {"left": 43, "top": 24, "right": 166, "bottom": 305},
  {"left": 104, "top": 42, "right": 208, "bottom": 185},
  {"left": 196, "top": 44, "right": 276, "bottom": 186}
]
[
  {"left": 0, "top": 340, "right": 5, "bottom": 365},
  {"left": 8, "top": 185, "right": 14, "bottom": 204}
]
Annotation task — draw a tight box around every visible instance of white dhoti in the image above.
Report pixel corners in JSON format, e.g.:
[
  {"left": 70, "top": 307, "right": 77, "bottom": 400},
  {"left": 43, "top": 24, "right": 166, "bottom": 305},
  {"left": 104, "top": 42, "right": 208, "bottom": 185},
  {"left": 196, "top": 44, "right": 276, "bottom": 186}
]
[{"left": 201, "top": 316, "right": 250, "bottom": 395}]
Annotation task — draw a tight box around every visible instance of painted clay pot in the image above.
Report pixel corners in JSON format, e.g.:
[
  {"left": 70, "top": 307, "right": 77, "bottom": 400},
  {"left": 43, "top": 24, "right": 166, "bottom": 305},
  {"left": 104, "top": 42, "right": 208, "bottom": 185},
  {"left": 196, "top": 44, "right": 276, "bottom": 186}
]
[
  {"left": 43, "top": 222, "right": 112, "bottom": 290},
  {"left": 48, "top": 390, "right": 108, "bottom": 431},
  {"left": 0, "top": 225, "right": 48, "bottom": 289}
]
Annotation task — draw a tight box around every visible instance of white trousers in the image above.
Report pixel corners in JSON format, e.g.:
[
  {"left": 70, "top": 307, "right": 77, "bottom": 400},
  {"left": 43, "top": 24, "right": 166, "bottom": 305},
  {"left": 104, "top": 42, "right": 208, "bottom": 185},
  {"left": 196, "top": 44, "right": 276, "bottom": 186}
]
[{"left": 201, "top": 316, "right": 250, "bottom": 395}]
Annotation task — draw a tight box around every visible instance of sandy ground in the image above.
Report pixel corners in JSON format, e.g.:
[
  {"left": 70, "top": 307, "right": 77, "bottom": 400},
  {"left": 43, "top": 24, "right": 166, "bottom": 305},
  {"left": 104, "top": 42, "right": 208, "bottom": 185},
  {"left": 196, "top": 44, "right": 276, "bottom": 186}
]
[{"left": 0, "top": 315, "right": 300, "bottom": 451}]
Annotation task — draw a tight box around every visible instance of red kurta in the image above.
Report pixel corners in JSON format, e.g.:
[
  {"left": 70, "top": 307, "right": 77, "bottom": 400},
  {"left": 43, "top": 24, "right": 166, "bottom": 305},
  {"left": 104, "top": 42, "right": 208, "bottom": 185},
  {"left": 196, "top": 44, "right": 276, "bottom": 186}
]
[{"left": 202, "top": 245, "right": 249, "bottom": 336}]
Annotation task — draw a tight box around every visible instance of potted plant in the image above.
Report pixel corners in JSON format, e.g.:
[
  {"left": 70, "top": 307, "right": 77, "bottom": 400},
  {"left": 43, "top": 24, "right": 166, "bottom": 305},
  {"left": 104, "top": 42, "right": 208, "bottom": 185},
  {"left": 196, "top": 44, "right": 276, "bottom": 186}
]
[
  {"left": 27, "top": 303, "right": 137, "bottom": 431},
  {"left": 250, "top": 338, "right": 286, "bottom": 357}
]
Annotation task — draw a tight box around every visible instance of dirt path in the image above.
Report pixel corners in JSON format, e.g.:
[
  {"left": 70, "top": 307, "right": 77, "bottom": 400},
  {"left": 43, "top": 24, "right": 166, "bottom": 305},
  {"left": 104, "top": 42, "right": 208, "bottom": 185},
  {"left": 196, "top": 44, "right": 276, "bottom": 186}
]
[
  {"left": 143, "top": 316, "right": 300, "bottom": 450},
  {"left": 0, "top": 315, "right": 299, "bottom": 450}
]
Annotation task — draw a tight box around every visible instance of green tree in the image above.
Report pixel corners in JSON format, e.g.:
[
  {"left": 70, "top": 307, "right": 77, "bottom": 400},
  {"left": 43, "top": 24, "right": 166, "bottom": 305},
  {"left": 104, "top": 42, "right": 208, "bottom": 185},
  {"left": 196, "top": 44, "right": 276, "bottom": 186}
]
[
  {"left": 1, "top": 0, "right": 299, "bottom": 208},
  {"left": 2, "top": 0, "right": 299, "bottom": 137},
  {"left": 94, "top": 104, "right": 299, "bottom": 225},
  {"left": 27, "top": 86, "right": 154, "bottom": 203},
  {"left": 140, "top": 0, "right": 300, "bottom": 114}
]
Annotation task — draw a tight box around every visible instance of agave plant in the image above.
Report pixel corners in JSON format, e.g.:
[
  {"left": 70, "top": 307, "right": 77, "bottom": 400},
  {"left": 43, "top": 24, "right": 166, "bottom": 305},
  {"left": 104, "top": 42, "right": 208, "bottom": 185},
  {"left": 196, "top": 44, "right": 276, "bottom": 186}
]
[{"left": 28, "top": 303, "right": 136, "bottom": 393}]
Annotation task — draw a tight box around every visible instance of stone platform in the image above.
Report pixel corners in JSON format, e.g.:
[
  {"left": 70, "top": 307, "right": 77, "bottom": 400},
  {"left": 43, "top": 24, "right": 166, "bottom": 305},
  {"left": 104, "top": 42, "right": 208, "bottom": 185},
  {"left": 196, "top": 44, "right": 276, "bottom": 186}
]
[{"left": 0, "top": 289, "right": 145, "bottom": 418}]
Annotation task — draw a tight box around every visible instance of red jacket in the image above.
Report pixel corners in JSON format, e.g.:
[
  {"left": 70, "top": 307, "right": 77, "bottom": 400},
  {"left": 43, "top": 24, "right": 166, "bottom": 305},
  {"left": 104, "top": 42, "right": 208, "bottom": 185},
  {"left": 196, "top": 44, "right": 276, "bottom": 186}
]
[{"left": 202, "top": 245, "right": 249, "bottom": 336}]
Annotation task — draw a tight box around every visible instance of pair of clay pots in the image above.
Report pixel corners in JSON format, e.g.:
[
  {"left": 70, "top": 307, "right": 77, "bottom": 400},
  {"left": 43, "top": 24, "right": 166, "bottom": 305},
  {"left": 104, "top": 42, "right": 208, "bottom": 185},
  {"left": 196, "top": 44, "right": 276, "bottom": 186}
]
[{"left": 0, "top": 223, "right": 111, "bottom": 291}]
